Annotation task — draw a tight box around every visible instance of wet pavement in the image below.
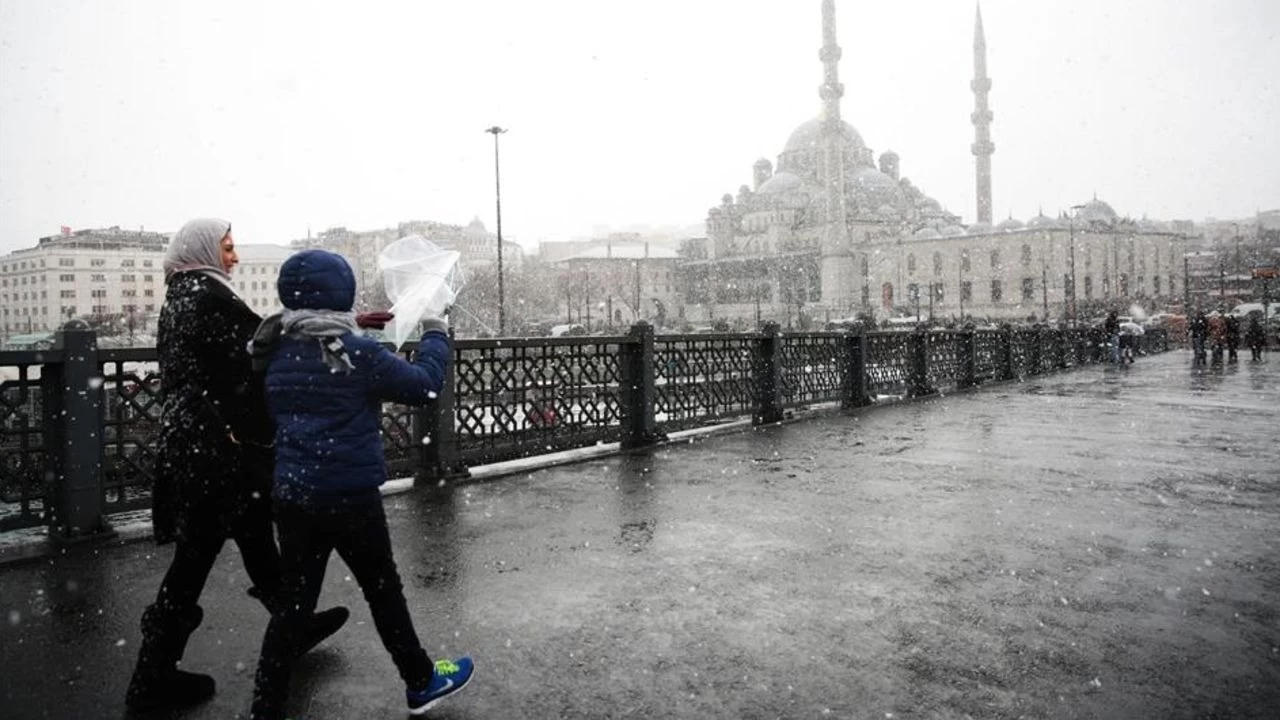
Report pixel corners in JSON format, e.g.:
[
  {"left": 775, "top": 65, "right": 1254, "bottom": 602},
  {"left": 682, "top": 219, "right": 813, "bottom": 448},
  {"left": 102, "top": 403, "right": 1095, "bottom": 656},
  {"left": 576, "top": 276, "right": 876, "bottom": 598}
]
[{"left": 2, "top": 350, "right": 1278, "bottom": 720}]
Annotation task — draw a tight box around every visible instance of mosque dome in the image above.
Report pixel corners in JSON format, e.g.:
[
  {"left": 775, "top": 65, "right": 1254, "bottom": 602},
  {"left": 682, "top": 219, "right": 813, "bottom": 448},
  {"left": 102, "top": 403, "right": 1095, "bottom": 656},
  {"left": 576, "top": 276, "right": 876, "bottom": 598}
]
[
  {"left": 850, "top": 166, "right": 904, "bottom": 209},
  {"left": 1077, "top": 198, "right": 1119, "bottom": 223},
  {"left": 784, "top": 117, "right": 866, "bottom": 154},
  {"left": 915, "top": 227, "right": 942, "bottom": 240},
  {"left": 757, "top": 171, "right": 804, "bottom": 195},
  {"left": 941, "top": 224, "right": 966, "bottom": 237},
  {"left": 465, "top": 217, "right": 489, "bottom": 235},
  {"left": 967, "top": 221, "right": 994, "bottom": 235},
  {"left": 996, "top": 217, "right": 1024, "bottom": 231}
]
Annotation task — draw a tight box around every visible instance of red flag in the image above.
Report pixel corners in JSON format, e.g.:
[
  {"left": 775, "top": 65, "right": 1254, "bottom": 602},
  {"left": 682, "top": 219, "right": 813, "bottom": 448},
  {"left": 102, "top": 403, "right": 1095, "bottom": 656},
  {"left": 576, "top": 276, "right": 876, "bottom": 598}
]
[{"left": 60, "top": 225, "right": 71, "bottom": 235}]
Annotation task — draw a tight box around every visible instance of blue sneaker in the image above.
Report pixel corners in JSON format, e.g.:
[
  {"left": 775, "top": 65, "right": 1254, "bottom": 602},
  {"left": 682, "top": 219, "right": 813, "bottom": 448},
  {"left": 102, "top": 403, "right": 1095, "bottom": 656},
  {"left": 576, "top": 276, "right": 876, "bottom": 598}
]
[{"left": 407, "top": 657, "right": 474, "bottom": 715}]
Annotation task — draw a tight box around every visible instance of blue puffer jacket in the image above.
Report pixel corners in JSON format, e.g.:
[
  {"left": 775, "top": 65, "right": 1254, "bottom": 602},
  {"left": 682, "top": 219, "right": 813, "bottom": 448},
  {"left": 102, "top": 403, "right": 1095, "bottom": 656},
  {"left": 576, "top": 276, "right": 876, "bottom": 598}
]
[{"left": 264, "top": 250, "right": 450, "bottom": 507}]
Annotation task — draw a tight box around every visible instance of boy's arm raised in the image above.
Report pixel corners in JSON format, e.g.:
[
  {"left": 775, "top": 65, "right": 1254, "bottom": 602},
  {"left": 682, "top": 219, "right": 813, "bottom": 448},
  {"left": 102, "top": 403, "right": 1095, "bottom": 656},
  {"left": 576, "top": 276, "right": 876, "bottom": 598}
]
[{"left": 367, "top": 320, "right": 451, "bottom": 405}]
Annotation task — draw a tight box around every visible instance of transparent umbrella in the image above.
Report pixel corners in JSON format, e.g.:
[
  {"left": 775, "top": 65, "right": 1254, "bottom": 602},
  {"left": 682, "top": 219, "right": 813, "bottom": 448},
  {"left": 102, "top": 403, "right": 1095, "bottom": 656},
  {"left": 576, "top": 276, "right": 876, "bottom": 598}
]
[{"left": 377, "top": 235, "right": 465, "bottom": 347}]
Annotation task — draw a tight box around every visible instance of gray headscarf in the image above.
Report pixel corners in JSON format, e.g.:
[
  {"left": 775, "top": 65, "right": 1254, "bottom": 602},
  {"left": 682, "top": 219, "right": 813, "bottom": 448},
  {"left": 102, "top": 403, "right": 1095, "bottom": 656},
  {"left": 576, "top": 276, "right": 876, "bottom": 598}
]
[{"left": 164, "top": 217, "right": 233, "bottom": 285}]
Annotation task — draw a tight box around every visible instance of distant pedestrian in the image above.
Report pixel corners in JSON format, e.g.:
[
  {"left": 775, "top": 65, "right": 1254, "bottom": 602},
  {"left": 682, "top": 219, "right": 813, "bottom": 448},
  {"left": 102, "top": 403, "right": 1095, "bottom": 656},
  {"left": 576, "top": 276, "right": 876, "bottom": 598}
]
[
  {"left": 1119, "top": 321, "right": 1144, "bottom": 364},
  {"left": 1245, "top": 315, "right": 1267, "bottom": 361},
  {"left": 1189, "top": 311, "right": 1208, "bottom": 365},
  {"left": 126, "top": 220, "right": 348, "bottom": 713},
  {"left": 1224, "top": 314, "right": 1241, "bottom": 363},
  {"left": 1208, "top": 313, "right": 1227, "bottom": 364},
  {"left": 1104, "top": 310, "right": 1121, "bottom": 364},
  {"left": 247, "top": 249, "right": 473, "bottom": 720}
]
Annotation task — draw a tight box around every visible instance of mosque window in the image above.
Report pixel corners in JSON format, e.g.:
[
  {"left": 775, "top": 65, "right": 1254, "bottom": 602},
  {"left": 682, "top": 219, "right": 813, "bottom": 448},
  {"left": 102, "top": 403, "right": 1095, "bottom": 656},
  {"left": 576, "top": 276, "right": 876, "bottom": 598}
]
[
  {"left": 1119, "top": 273, "right": 1129, "bottom": 296},
  {"left": 1153, "top": 276, "right": 1161, "bottom": 295},
  {"left": 860, "top": 256, "right": 869, "bottom": 277},
  {"left": 1084, "top": 247, "right": 1092, "bottom": 268},
  {"left": 933, "top": 252, "right": 943, "bottom": 276},
  {"left": 961, "top": 249, "right": 971, "bottom": 273},
  {"left": 960, "top": 281, "right": 972, "bottom": 303},
  {"left": 1084, "top": 276, "right": 1093, "bottom": 300},
  {"left": 881, "top": 282, "right": 894, "bottom": 309},
  {"left": 1021, "top": 244, "right": 1032, "bottom": 266},
  {"left": 1021, "top": 277, "right": 1035, "bottom": 301},
  {"left": 990, "top": 250, "right": 1000, "bottom": 269},
  {"left": 907, "top": 254, "right": 916, "bottom": 275},
  {"left": 990, "top": 280, "right": 1003, "bottom": 302},
  {"left": 861, "top": 285, "right": 870, "bottom": 306}
]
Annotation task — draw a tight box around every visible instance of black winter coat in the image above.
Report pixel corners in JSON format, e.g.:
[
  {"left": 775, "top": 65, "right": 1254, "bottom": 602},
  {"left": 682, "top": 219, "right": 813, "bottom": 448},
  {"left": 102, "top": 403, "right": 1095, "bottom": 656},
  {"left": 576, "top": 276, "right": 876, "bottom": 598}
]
[{"left": 152, "top": 272, "right": 273, "bottom": 544}]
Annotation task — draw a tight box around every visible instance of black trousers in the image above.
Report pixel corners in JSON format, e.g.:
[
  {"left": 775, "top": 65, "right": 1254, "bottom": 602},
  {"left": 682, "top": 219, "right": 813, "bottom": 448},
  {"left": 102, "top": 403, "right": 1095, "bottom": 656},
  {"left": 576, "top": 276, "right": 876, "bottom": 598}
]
[
  {"left": 251, "top": 500, "right": 431, "bottom": 720},
  {"left": 151, "top": 515, "right": 281, "bottom": 616}
]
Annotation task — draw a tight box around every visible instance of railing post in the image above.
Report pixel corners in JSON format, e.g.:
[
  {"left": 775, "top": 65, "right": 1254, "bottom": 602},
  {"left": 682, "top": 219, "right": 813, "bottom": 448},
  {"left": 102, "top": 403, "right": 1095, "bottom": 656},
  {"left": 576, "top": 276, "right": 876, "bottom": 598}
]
[
  {"left": 621, "top": 321, "right": 663, "bottom": 448},
  {"left": 753, "top": 321, "right": 784, "bottom": 425},
  {"left": 840, "top": 328, "right": 871, "bottom": 409},
  {"left": 1055, "top": 327, "right": 1070, "bottom": 369},
  {"left": 998, "top": 324, "right": 1015, "bottom": 381},
  {"left": 908, "top": 326, "right": 933, "bottom": 397},
  {"left": 419, "top": 332, "right": 468, "bottom": 483},
  {"left": 1027, "top": 325, "right": 1043, "bottom": 375},
  {"left": 957, "top": 327, "right": 977, "bottom": 389},
  {"left": 44, "top": 322, "right": 111, "bottom": 542}
]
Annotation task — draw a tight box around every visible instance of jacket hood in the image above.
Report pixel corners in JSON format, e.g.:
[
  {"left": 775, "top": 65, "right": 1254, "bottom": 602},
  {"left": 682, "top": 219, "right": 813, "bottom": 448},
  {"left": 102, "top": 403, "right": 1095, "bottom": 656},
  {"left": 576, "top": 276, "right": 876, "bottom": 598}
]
[{"left": 277, "top": 249, "right": 357, "bottom": 311}]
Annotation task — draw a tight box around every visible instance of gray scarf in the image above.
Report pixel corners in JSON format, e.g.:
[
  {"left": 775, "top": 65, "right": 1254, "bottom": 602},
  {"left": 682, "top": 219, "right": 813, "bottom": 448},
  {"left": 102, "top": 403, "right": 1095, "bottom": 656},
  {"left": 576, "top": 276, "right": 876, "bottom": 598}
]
[{"left": 250, "top": 310, "right": 361, "bottom": 374}]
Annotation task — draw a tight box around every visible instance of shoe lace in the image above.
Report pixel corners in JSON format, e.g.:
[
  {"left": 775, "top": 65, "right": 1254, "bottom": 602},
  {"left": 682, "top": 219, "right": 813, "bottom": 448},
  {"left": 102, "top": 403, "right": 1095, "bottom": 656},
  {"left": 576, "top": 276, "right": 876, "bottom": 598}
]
[{"left": 434, "top": 659, "right": 460, "bottom": 675}]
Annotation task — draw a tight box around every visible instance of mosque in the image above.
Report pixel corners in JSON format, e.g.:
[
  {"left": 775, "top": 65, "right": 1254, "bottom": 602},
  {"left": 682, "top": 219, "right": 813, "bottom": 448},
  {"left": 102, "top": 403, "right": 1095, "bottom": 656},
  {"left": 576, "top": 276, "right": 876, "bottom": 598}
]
[{"left": 682, "top": 1, "right": 1187, "bottom": 327}]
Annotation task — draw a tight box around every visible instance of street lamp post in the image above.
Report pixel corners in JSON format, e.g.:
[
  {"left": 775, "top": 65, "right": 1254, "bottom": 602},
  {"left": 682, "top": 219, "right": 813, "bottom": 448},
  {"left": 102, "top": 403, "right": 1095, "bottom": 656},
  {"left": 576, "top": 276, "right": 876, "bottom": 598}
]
[
  {"left": 484, "top": 126, "right": 508, "bottom": 336},
  {"left": 1233, "top": 223, "right": 1241, "bottom": 299},
  {"left": 1067, "top": 204, "right": 1085, "bottom": 326}
]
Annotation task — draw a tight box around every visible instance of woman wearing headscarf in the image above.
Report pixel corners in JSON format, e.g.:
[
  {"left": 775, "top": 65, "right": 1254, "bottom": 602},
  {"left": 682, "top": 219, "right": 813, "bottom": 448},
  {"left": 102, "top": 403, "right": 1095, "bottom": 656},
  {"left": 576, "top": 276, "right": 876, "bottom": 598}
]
[{"left": 125, "top": 218, "right": 349, "bottom": 712}]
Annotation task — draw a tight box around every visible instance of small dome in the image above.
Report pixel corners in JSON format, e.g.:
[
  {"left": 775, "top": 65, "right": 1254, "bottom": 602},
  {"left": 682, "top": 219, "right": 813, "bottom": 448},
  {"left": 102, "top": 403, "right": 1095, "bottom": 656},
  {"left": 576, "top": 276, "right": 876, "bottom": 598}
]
[
  {"left": 1027, "top": 213, "right": 1061, "bottom": 229},
  {"left": 997, "top": 217, "right": 1024, "bottom": 231},
  {"left": 915, "top": 227, "right": 942, "bottom": 240},
  {"left": 967, "top": 221, "right": 994, "bottom": 235},
  {"left": 876, "top": 204, "right": 898, "bottom": 218},
  {"left": 757, "top": 171, "right": 803, "bottom": 195},
  {"left": 941, "top": 225, "right": 966, "bottom": 237},
  {"left": 850, "top": 166, "right": 904, "bottom": 209},
  {"left": 1077, "top": 198, "right": 1119, "bottom": 223},
  {"left": 1137, "top": 218, "right": 1160, "bottom": 232}
]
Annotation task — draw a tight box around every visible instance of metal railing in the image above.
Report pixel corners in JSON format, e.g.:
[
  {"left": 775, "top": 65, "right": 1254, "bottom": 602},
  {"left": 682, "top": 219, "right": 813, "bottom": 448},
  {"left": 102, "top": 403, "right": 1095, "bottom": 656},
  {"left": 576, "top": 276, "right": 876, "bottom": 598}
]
[{"left": 1, "top": 322, "right": 1170, "bottom": 539}]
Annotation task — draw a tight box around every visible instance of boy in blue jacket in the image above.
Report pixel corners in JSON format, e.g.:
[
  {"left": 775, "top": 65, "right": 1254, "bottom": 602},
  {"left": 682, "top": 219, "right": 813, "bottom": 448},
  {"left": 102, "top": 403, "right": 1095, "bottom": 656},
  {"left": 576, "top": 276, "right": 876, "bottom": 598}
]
[{"left": 247, "top": 249, "right": 473, "bottom": 719}]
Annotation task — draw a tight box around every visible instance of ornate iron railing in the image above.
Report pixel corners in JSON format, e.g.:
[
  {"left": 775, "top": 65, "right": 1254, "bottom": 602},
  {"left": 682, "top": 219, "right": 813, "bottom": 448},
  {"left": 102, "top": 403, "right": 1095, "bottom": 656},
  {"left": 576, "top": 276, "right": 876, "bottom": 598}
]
[
  {"left": 1, "top": 323, "right": 1170, "bottom": 536},
  {"left": 865, "top": 332, "right": 912, "bottom": 399},
  {"left": 0, "top": 351, "right": 50, "bottom": 530},
  {"left": 654, "top": 334, "right": 755, "bottom": 430},
  {"left": 779, "top": 333, "right": 844, "bottom": 408}
]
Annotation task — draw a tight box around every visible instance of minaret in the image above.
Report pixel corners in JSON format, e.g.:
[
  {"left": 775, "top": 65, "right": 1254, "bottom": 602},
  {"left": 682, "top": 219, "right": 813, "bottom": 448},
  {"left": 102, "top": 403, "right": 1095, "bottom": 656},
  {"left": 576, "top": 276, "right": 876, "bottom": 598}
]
[
  {"left": 971, "top": 3, "right": 994, "bottom": 224},
  {"left": 818, "top": 0, "right": 853, "bottom": 310}
]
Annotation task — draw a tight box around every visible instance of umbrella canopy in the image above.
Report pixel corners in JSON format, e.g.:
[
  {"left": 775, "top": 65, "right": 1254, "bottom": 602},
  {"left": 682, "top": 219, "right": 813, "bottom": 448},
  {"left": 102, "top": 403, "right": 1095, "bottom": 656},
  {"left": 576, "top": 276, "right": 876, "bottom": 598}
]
[{"left": 377, "top": 235, "right": 465, "bottom": 347}]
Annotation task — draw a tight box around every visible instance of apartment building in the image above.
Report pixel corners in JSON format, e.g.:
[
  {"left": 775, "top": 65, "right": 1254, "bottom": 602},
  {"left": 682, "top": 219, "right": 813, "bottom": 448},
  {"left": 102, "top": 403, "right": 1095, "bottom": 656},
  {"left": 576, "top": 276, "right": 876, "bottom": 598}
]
[
  {"left": 0, "top": 229, "right": 297, "bottom": 341},
  {"left": 0, "top": 227, "right": 168, "bottom": 338}
]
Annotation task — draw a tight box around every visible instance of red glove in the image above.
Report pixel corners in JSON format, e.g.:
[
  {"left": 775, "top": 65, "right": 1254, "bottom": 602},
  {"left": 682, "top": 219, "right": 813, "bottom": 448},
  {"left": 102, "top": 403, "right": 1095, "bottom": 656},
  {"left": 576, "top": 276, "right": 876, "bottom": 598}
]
[{"left": 356, "top": 311, "right": 395, "bottom": 330}]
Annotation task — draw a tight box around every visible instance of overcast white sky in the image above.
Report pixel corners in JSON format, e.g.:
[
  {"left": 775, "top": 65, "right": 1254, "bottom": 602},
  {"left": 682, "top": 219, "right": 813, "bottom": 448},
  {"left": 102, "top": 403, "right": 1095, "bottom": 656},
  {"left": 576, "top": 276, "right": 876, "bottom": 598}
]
[{"left": 1, "top": 0, "right": 1277, "bottom": 254}]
